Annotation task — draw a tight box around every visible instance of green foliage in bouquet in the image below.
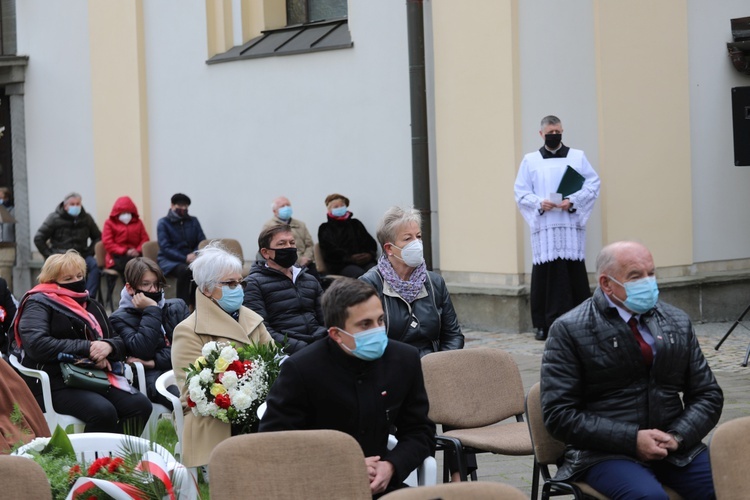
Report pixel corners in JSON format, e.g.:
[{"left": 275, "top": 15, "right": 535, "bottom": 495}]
[{"left": 183, "top": 340, "right": 285, "bottom": 434}]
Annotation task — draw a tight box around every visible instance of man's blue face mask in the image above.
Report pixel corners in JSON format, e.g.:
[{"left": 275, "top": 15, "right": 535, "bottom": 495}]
[
  {"left": 338, "top": 326, "right": 388, "bottom": 361},
  {"left": 608, "top": 275, "right": 659, "bottom": 314}
]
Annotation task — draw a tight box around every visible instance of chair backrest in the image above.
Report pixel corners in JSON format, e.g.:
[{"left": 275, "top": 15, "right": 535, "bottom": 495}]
[
  {"left": 525, "top": 382, "right": 566, "bottom": 466},
  {"left": 209, "top": 430, "right": 371, "bottom": 499},
  {"left": 710, "top": 415, "right": 750, "bottom": 499},
  {"left": 314, "top": 243, "right": 328, "bottom": 274},
  {"left": 94, "top": 240, "right": 107, "bottom": 268},
  {"left": 142, "top": 240, "right": 159, "bottom": 262},
  {"left": 380, "top": 481, "right": 527, "bottom": 500},
  {"left": 421, "top": 348, "right": 526, "bottom": 428},
  {"left": 155, "top": 370, "right": 184, "bottom": 452},
  {"left": 0, "top": 455, "right": 52, "bottom": 500},
  {"left": 198, "top": 238, "right": 244, "bottom": 261}
]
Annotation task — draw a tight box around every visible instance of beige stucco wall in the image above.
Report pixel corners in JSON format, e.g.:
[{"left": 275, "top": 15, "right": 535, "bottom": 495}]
[
  {"left": 594, "top": 0, "right": 693, "bottom": 267},
  {"left": 432, "top": 0, "right": 523, "bottom": 282},
  {"left": 88, "top": 0, "right": 151, "bottom": 230},
  {"left": 432, "top": 0, "right": 693, "bottom": 282}
]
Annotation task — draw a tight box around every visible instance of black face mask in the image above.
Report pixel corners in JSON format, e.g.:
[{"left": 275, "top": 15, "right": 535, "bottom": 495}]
[
  {"left": 57, "top": 279, "right": 87, "bottom": 294},
  {"left": 544, "top": 133, "right": 562, "bottom": 149},
  {"left": 270, "top": 247, "right": 298, "bottom": 268},
  {"left": 136, "top": 289, "right": 163, "bottom": 303},
  {"left": 174, "top": 208, "right": 188, "bottom": 218}
]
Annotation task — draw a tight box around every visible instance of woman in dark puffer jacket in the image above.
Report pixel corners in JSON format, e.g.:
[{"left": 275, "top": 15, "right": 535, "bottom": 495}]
[
  {"left": 109, "top": 257, "right": 188, "bottom": 407},
  {"left": 13, "top": 250, "right": 151, "bottom": 434}
]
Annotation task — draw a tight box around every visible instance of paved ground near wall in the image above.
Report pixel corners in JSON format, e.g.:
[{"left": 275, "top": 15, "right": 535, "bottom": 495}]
[{"left": 436, "top": 321, "right": 750, "bottom": 497}]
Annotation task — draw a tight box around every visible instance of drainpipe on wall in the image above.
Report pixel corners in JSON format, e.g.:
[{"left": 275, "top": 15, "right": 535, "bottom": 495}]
[{"left": 406, "top": 0, "right": 433, "bottom": 270}]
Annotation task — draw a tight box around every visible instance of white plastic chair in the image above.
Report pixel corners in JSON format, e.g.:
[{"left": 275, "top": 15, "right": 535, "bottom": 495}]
[
  {"left": 387, "top": 434, "right": 437, "bottom": 487},
  {"left": 154, "top": 370, "right": 185, "bottom": 461},
  {"left": 130, "top": 361, "right": 171, "bottom": 440},
  {"left": 14, "top": 432, "right": 198, "bottom": 500},
  {"left": 8, "top": 353, "right": 85, "bottom": 433}
]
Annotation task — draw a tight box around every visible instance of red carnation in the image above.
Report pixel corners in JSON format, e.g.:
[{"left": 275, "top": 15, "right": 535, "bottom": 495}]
[
  {"left": 243, "top": 360, "right": 253, "bottom": 371},
  {"left": 227, "top": 360, "right": 246, "bottom": 376},
  {"left": 68, "top": 464, "right": 82, "bottom": 482},
  {"left": 88, "top": 457, "right": 111, "bottom": 476},
  {"left": 215, "top": 393, "right": 231, "bottom": 409},
  {"left": 187, "top": 396, "right": 196, "bottom": 408},
  {"left": 107, "top": 457, "right": 125, "bottom": 473}
]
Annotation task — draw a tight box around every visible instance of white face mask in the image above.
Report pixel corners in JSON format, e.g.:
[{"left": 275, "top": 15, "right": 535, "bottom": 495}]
[
  {"left": 391, "top": 239, "right": 424, "bottom": 268},
  {"left": 118, "top": 213, "right": 133, "bottom": 225}
]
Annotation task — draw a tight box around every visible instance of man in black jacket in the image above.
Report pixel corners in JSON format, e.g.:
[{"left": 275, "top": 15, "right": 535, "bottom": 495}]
[
  {"left": 541, "top": 241, "right": 723, "bottom": 499},
  {"left": 259, "top": 278, "right": 435, "bottom": 497},
  {"left": 243, "top": 225, "right": 327, "bottom": 354},
  {"left": 34, "top": 192, "right": 102, "bottom": 298}
]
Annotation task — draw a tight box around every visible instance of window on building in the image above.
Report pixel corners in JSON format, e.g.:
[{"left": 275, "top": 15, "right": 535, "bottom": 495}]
[{"left": 287, "top": 0, "right": 347, "bottom": 25}]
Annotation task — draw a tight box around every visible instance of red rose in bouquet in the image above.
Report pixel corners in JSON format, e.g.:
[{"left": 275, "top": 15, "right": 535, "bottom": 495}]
[{"left": 215, "top": 393, "right": 232, "bottom": 409}]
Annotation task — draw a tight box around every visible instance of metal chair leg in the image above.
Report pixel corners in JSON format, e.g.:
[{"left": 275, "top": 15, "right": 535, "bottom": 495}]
[{"left": 715, "top": 303, "right": 750, "bottom": 350}]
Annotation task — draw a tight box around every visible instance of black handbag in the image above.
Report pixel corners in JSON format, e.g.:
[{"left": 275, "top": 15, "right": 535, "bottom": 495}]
[{"left": 60, "top": 362, "right": 111, "bottom": 394}]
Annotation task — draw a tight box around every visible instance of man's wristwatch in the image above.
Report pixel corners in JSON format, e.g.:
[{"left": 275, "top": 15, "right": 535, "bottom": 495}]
[{"left": 670, "top": 433, "right": 683, "bottom": 448}]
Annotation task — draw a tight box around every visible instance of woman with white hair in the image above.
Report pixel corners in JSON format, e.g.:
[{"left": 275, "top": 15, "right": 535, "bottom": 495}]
[
  {"left": 360, "top": 206, "right": 463, "bottom": 357},
  {"left": 171, "top": 241, "right": 272, "bottom": 469}
]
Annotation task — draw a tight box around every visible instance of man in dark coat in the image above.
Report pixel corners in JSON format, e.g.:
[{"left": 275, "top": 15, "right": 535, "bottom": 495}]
[
  {"left": 34, "top": 192, "right": 102, "bottom": 298},
  {"left": 243, "top": 225, "right": 326, "bottom": 354},
  {"left": 156, "top": 193, "right": 205, "bottom": 306},
  {"left": 541, "top": 241, "right": 723, "bottom": 499},
  {"left": 259, "top": 278, "right": 435, "bottom": 497}
]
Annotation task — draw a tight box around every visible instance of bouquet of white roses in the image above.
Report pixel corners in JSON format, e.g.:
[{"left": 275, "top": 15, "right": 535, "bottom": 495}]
[{"left": 184, "top": 340, "right": 283, "bottom": 433}]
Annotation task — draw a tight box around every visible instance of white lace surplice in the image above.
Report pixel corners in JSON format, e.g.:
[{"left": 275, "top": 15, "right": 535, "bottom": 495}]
[{"left": 514, "top": 148, "right": 600, "bottom": 265}]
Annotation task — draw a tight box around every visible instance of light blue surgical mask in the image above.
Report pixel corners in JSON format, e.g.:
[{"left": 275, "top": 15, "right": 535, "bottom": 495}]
[
  {"left": 216, "top": 285, "right": 244, "bottom": 313},
  {"left": 331, "top": 206, "right": 348, "bottom": 218},
  {"left": 608, "top": 275, "right": 659, "bottom": 314},
  {"left": 338, "top": 326, "right": 388, "bottom": 361},
  {"left": 67, "top": 205, "right": 82, "bottom": 217},
  {"left": 277, "top": 205, "right": 293, "bottom": 220}
]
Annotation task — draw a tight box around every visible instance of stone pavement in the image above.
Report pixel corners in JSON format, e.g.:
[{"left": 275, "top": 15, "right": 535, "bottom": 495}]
[{"left": 435, "top": 321, "right": 750, "bottom": 497}]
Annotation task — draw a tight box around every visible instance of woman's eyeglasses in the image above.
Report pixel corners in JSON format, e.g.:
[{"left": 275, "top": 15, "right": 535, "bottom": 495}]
[{"left": 218, "top": 279, "right": 245, "bottom": 290}]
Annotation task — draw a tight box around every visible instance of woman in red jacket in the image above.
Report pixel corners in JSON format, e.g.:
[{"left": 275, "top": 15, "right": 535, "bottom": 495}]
[{"left": 102, "top": 196, "right": 150, "bottom": 274}]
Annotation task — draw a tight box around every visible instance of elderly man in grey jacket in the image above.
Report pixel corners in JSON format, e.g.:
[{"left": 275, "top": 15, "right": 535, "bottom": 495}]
[{"left": 541, "top": 241, "right": 723, "bottom": 500}]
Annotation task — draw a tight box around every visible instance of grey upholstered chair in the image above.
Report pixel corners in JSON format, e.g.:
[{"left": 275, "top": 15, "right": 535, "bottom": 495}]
[
  {"left": 421, "top": 348, "right": 535, "bottom": 493},
  {"left": 710, "top": 415, "right": 750, "bottom": 500},
  {"left": 209, "top": 429, "right": 372, "bottom": 499}
]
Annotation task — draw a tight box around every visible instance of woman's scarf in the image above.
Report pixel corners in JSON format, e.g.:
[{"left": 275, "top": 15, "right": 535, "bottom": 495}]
[
  {"left": 377, "top": 254, "right": 427, "bottom": 304},
  {"left": 327, "top": 211, "right": 352, "bottom": 221},
  {"left": 13, "top": 283, "right": 103, "bottom": 348}
]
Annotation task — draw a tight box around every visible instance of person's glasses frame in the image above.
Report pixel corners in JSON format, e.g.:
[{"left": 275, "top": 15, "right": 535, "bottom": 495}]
[{"left": 218, "top": 279, "right": 246, "bottom": 290}]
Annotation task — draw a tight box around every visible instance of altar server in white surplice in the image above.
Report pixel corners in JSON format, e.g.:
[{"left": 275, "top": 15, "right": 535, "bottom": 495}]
[{"left": 514, "top": 115, "right": 600, "bottom": 341}]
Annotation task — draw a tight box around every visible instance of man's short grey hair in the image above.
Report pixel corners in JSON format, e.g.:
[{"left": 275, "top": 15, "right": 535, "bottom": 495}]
[
  {"left": 595, "top": 245, "right": 618, "bottom": 278},
  {"left": 190, "top": 240, "right": 243, "bottom": 294},
  {"left": 63, "top": 192, "right": 82, "bottom": 204},
  {"left": 271, "top": 196, "right": 289, "bottom": 211},
  {"left": 376, "top": 206, "right": 422, "bottom": 249},
  {"left": 540, "top": 115, "right": 561, "bottom": 129}
]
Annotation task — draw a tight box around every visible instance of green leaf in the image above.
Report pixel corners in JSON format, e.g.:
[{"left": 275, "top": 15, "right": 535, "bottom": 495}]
[{"left": 43, "top": 425, "right": 75, "bottom": 460}]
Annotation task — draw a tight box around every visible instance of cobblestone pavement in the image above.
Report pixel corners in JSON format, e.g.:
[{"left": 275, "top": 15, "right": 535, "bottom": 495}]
[{"left": 434, "top": 321, "right": 750, "bottom": 497}]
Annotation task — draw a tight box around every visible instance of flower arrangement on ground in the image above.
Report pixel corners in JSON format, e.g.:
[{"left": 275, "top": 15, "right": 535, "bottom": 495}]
[
  {"left": 14, "top": 426, "right": 192, "bottom": 500},
  {"left": 184, "top": 340, "right": 284, "bottom": 434}
]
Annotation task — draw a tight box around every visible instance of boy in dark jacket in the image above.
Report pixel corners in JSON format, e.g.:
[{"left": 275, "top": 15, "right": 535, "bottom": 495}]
[{"left": 109, "top": 257, "right": 189, "bottom": 407}]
